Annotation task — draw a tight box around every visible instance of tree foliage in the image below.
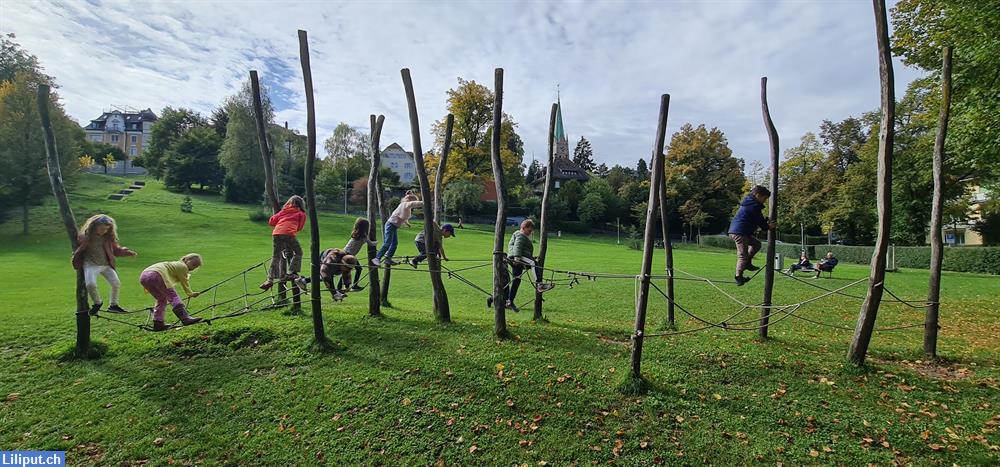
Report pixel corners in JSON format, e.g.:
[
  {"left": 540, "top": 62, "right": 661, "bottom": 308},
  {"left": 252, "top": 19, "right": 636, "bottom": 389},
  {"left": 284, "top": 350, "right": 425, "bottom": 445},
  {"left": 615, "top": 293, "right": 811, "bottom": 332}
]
[
  {"left": 664, "top": 124, "right": 745, "bottom": 235},
  {"left": 572, "top": 136, "right": 595, "bottom": 172},
  {"left": 219, "top": 79, "right": 273, "bottom": 203},
  {"left": 443, "top": 179, "right": 484, "bottom": 217},
  {"left": 163, "top": 126, "right": 224, "bottom": 191},
  {"left": 139, "top": 107, "right": 207, "bottom": 178}
]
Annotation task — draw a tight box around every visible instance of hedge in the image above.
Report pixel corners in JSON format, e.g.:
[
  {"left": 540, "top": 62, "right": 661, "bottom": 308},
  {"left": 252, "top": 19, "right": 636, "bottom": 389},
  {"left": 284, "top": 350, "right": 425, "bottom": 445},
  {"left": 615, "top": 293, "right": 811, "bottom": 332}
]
[{"left": 698, "top": 235, "right": 1000, "bottom": 275}]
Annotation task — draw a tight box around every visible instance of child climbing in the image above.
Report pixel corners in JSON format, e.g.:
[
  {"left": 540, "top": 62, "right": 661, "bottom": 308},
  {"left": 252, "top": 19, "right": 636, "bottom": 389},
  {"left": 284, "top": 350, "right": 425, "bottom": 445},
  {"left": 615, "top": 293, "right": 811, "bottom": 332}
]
[
  {"left": 260, "top": 195, "right": 308, "bottom": 293},
  {"left": 409, "top": 222, "right": 455, "bottom": 268},
  {"left": 372, "top": 193, "right": 422, "bottom": 266},
  {"left": 319, "top": 248, "right": 359, "bottom": 300},
  {"left": 71, "top": 214, "right": 137, "bottom": 315},
  {"left": 340, "top": 218, "right": 376, "bottom": 291},
  {"left": 488, "top": 219, "right": 553, "bottom": 312},
  {"left": 727, "top": 185, "right": 776, "bottom": 286},
  {"left": 139, "top": 253, "right": 204, "bottom": 331}
]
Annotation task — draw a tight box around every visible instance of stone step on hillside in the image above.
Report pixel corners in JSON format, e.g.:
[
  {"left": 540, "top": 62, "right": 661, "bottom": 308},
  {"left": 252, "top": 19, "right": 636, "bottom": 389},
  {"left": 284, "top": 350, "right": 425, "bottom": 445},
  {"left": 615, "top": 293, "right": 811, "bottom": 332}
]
[
  {"left": 108, "top": 194, "right": 127, "bottom": 201},
  {"left": 133, "top": 181, "right": 146, "bottom": 186},
  {"left": 119, "top": 189, "right": 134, "bottom": 195},
  {"left": 129, "top": 185, "right": 143, "bottom": 190}
]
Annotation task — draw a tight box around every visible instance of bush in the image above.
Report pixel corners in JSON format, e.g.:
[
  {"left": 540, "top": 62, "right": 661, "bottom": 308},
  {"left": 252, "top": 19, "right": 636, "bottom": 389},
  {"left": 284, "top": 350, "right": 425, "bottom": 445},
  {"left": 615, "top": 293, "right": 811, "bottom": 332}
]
[
  {"left": 248, "top": 208, "right": 270, "bottom": 222},
  {"left": 180, "top": 196, "right": 193, "bottom": 213}
]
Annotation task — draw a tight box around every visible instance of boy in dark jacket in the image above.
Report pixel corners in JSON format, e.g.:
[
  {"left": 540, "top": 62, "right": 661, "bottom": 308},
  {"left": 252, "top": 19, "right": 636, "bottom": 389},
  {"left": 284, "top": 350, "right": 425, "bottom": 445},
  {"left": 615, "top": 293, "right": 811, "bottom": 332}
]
[{"left": 727, "top": 186, "right": 776, "bottom": 286}]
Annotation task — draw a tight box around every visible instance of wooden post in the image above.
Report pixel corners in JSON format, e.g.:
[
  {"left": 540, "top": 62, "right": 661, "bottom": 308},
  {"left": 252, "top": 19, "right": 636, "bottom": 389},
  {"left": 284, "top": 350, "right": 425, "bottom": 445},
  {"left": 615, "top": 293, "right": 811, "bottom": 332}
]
[
  {"left": 377, "top": 173, "right": 393, "bottom": 307},
  {"left": 401, "top": 68, "right": 451, "bottom": 322},
  {"left": 657, "top": 160, "right": 675, "bottom": 327},
  {"left": 759, "top": 76, "right": 780, "bottom": 339},
  {"left": 38, "top": 85, "right": 91, "bottom": 357},
  {"left": 298, "top": 30, "right": 327, "bottom": 345},
  {"left": 367, "top": 114, "right": 386, "bottom": 317},
  {"left": 849, "top": 0, "right": 895, "bottom": 365},
  {"left": 925, "top": 46, "right": 951, "bottom": 357},
  {"left": 434, "top": 114, "right": 454, "bottom": 225},
  {"left": 533, "top": 103, "right": 558, "bottom": 321},
  {"left": 630, "top": 94, "right": 670, "bottom": 381},
  {"left": 489, "top": 68, "right": 510, "bottom": 339}
]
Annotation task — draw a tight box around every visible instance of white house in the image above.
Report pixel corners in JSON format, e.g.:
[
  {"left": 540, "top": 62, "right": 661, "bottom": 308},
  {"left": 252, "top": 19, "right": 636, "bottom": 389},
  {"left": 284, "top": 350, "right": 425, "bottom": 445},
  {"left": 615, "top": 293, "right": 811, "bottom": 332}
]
[{"left": 381, "top": 142, "right": 416, "bottom": 184}]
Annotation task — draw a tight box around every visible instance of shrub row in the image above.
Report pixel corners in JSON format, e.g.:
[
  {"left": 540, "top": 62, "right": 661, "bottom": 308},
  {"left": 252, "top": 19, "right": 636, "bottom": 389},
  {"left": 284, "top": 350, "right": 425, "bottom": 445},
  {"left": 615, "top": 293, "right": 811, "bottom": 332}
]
[{"left": 699, "top": 235, "right": 1000, "bottom": 275}]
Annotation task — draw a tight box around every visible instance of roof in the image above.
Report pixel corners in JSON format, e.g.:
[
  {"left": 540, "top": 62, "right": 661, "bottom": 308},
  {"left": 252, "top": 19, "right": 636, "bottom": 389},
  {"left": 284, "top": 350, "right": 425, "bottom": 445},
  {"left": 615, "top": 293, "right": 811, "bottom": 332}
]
[
  {"left": 554, "top": 100, "right": 566, "bottom": 142},
  {"left": 382, "top": 142, "right": 413, "bottom": 155},
  {"left": 531, "top": 157, "right": 590, "bottom": 188},
  {"left": 84, "top": 108, "right": 158, "bottom": 131}
]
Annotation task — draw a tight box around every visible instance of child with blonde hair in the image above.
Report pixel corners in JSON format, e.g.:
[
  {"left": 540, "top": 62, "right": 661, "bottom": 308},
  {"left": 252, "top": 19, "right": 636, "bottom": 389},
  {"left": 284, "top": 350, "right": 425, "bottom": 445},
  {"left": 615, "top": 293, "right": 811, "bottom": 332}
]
[
  {"left": 71, "top": 214, "right": 137, "bottom": 315},
  {"left": 140, "top": 254, "right": 204, "bottom": 331}
]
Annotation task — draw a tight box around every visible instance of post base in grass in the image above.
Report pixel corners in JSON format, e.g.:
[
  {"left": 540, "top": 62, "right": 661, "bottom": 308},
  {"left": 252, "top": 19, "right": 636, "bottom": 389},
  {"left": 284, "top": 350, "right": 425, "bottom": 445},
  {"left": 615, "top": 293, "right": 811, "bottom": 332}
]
[
  {"left": 617, "top": 374, "right": 650, "bottom": 396},
  {"left": 58, "top": 340, "right": 108, "bottom": 361},
  {"left": 381, "top": 299, "right": 392, "bottom": 308},
  {"left": 494, "top": 329, "right": 513, "bottom": 341},
  {"left": 658, "top": 322, "right": 677, "bottom": 332},
  {"left": 531, "top": 317, "right": 550, "bottom": 325},
  {"left": 309, "top": 337, "right": 345, "bottom": 354},
  {"left": 281, "top": 307, "right": 304, "bottom": 316}
]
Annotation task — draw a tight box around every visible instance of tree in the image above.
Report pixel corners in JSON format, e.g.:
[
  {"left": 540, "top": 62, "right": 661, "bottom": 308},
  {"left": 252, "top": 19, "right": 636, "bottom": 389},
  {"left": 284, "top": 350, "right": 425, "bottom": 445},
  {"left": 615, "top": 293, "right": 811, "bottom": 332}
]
[
  {"left": 0, "top": 73, "right": 82, "bottom": 233},
  {"left": 525, "top": 159, "right": 541, "bottom": 184},
  {"left": 92, "top": 143, "right": 126, "bottom": 174},
  {"left": 323, "top": 122, "right": 369, "bottom": 162},
  {"left": 820, "top": 117, "right": 868, "bottom": 174},
  {"left": 635, "top": 157, "right": 649, "bottom": 181},
  {"left": 219, "top": 79, "right": 273, "bottom": 203},
  {"left": 892, "top": 0, "right": 1000, "bottom": 181},
  {"left": 557, "top": 180, "right": 584, "bottom": 218},
  {"left": 572, "top": 136, "right": 595, "bottom": 172},
  {"left": 778, "top": 132, "right": 835, "bottom": 233},
  {"left": 162, "top": 126, "right": 224, "bottom": 191},
  {"left": 139, "top": 107, "right": 206, "bottom": 178},
  {"left": 594, "top": 163, "right": 609, "bottom": 178},
  {"left": 1, "top": 34, "right": 53, "bottom": 86},
  {"left": 664, "top": 123, "right": 745, "bottom": 235},
  {"left": 442, "top": 179, "right": 483, "bottom": 217},
  {"left": 606, "top": 165, "right": 634, "bottom": 194},
  {"left": 209, "top": 106, "right": 228, "bottom": 138},
  {"left": 578, "top": 192, "right": 606, "bottom": 224},
  {"left": 583, "top": 177, "right": 617, "bottom": 222},
  {"left": 430, "top": 78, "right": 523, "bottom": 184}
]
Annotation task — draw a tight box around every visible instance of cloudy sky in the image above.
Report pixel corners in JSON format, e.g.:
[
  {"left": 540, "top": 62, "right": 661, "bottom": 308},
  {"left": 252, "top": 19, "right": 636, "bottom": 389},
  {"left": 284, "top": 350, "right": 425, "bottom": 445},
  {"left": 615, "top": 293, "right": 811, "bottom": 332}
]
[{"left": 3, "top": 0, "right": 922, "bottom": 169}]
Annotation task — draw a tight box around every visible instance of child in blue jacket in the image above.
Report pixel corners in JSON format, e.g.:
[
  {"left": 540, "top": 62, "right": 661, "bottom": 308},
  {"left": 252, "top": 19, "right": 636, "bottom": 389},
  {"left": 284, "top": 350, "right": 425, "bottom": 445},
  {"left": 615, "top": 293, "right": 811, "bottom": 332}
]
[{"left": 727, "top": 186, "right": 776, "bottom": 286}]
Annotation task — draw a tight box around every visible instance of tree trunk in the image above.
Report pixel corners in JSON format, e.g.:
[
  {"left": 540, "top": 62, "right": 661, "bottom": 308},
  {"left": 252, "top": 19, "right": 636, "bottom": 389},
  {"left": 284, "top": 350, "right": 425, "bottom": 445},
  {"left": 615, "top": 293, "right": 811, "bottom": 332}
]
[
  {"left": 401, "top": 68, "right": 450, "bottom": 322},
  {"left": 489, "top": 69, "right": 510, "bottom": 339},
  {"left": 367, "top": 114, "right": 385, "bottom": 317},
  {"left": 657, "top": 172, "right": 674, "bottom": 327},
  {"left": 759, "top": 76, "right": 780, "bottom": 339},
  {"left": 925, "top": 46, "right": 951, "bottom": 357},
  {"left": 377, "top": 173, "right": 392, "bottom": 307},
  {"left": 22, "top": 203, "right": 29, "bottom": 236},
  {"left": 849, "top": 0, "right": 895, "bottom": 365},
  {"left": 298, "top": 30, "right": 327, "bottom": 345},
  {"left": 434, "top": 114, "right": 454, "bottom": 225},
  {"left": 38, "top": 85, "right": 91, "bottom": 357},
  {"left": 534, "top": 103, "right": 558, "bottom": 321},
  {"left": 630, "top": 94, "right": 670, "bottom": 381}
]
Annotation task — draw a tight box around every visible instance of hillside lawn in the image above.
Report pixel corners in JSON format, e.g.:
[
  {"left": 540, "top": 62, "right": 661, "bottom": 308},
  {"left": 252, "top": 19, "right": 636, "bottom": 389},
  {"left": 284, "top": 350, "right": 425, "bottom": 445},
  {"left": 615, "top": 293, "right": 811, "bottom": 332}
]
[{"left": 0, "top": 174, "right": 997, "bottom": 464}]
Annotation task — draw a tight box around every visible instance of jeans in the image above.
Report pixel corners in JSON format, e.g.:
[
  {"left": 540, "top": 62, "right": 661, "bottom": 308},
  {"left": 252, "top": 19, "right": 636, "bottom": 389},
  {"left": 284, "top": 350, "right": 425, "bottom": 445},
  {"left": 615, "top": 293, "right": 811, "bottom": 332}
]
[{"left": 375, "top": 222, "right": 399, "bottom": 261}]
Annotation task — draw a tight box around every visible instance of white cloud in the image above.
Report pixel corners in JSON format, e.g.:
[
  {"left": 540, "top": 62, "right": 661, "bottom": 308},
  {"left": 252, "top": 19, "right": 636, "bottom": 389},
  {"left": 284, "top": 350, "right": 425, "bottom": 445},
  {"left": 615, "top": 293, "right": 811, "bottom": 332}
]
[{"left": 2, "top": 0, "right": 923, "bottom": 169}]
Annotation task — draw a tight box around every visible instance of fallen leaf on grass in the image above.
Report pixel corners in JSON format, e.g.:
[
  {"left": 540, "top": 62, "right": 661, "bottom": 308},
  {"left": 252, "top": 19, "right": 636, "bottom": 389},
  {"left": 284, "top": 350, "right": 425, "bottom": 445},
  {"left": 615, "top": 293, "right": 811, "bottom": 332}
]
[
  {"left": 153, "top": 438, "right": 164, "bottom": 447},
  {"left": 468, "top": 445, "right": 479, "bottom": 454},
  {"left": 809, "top": 449, "right": 819, "bottom": 457},
  {"left": 640, "top": 440, "right": 650, "bottom": 449},
  {"left": 402, "top": 398, "right": 412, "bottom": 406},
  {"left": 6, "top": 393, "right": 19, "bottom": 402}
]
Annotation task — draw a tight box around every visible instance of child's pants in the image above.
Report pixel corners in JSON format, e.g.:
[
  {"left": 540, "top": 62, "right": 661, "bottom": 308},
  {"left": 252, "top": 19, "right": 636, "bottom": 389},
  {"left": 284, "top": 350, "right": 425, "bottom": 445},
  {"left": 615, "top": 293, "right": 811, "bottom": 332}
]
[
  {"left": 730, "top": 234, "right": 761, "bottom": 276},
  {"left": 375, "top": 222, "right": 399, "bottom": 262},
  {"left": 337, "top": 265, "right": 363, "bottom": 289},
  {"left": 506, "top": 256, "right": 542, "bottom": 303},
  {"left": 269, "top": 234, "right": 303, "bottom": 279},
  {"left": 83, "top": 262, "right": 120, "bottom": 306},
  {"left": 140, "top": 270, "right": 186, "bottom": 321}
]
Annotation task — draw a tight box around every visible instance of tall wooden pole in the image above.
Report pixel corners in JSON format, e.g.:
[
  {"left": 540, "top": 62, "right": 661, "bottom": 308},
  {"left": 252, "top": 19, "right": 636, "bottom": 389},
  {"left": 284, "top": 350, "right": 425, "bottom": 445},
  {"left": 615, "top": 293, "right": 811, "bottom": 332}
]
[
  {"left": 849, "top": 0, "right": 895, "bottom": 365},
  {"left": 925, "top": 46, "right": 951, "bottom": 357},
  {"left": 657, "top": 158, "right": 675, "bottom": 327},
  {"left": 367, "top": 114, "right": 385, "bottom": 317},
  {"left": 489, "top": 68, "right": 510, "bottom": 339},
  {"left": 630, "top": 94, "right": 670, "bottom": 381},
  {"left": 38, "top": 85, "right": 91, "bottom": 357},
  {"left": 401, "top": 68, "right": 451, "bottom": 322},
  {"left": 298, "top": 30, "right": 327, "bottom": 345},
  {"left": 759, "top": 77, "right": 780, "bottom": 339},
  {"left": 434, "top": 114, "right": 454, "bottom": 225},
  {"left": 377, "top": 172, "right": 393, "bottom": 307},
  {"left": 533, "top": 103, "right": 558, "bottom": 321}
]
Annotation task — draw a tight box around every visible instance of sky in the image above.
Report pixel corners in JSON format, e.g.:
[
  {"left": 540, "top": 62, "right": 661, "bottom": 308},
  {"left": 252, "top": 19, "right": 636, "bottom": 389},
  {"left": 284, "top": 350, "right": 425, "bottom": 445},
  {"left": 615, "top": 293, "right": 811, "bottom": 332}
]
[{"left": 2, "top": 0, "right": 923, "bottom": 170}]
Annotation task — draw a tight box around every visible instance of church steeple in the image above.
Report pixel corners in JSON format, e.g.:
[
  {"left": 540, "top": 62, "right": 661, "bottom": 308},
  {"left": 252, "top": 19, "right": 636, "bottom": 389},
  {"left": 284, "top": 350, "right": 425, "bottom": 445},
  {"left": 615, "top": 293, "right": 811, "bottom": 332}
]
[{"left": 554, "top": 87, "right": 570, "bottom": 160}]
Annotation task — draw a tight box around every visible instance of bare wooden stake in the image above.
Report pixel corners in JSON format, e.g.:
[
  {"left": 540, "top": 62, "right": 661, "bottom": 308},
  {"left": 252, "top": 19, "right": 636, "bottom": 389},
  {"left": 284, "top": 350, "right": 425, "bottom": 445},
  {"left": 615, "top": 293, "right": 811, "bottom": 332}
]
[
  {"left": 298, "top": 30, "right": 327, "bottom": 344},
  {"left": 367, "top": 114, "right": 386, "bottom": 317},
  {"left": 401, "top": 68, "right": 451, "bottom": 322},
  {"left": 849, "top": 0, "right": 895, "bottom": 365},
  {"left": 759, "top": 76, "right": 780, "bottom": 339},
  {"left": 657, "top": 155, "right": 675, "bottom": 327},
  {"left": 38, "top": 84, "right": 91, "bottom": 357},
  {"left": 434, "top": 114, "right": 454, "bottom": 225},
  {"left": 534, "top": 103, "right": 558, "bottom": 321},
  {"left": 630, "top": 94, "right": 671, "bottom": 380},
  {"left": 489, "top": 68, "right": 511, "bottom": 339},
  {"left": 925, "top": 46, "right": 952, "bottom": 357}
]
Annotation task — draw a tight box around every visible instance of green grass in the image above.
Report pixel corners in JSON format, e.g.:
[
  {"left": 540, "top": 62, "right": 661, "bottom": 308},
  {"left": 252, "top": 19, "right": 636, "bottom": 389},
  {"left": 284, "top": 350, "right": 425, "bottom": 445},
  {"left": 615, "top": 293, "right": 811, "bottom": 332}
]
[{"left": 1, "top": 174, "right": 997, "bottom": 464}]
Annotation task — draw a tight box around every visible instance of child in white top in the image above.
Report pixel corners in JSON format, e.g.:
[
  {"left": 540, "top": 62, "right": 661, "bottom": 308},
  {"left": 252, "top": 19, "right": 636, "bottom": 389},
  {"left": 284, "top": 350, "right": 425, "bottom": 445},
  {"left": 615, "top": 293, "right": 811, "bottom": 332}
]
[{"left": 373, "top": 193, "right": 422, "bottom": 266}]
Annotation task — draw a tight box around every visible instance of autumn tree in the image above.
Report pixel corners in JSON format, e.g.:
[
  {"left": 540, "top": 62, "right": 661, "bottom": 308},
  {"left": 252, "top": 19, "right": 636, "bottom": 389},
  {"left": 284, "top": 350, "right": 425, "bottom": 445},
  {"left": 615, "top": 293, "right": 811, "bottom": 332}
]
[
  {"left": 778, "top": 132, "right": 836, "bottom": 233},
  {"left": 664, "top": 124, "right": 745, "bottom": 235}
]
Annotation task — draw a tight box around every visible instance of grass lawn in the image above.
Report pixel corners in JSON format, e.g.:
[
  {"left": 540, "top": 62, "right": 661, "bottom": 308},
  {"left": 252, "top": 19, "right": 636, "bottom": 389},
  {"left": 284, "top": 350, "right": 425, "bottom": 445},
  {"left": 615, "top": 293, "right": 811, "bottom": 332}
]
[{"left": 1, "top": 174, "right": 997, "bottom": 465}]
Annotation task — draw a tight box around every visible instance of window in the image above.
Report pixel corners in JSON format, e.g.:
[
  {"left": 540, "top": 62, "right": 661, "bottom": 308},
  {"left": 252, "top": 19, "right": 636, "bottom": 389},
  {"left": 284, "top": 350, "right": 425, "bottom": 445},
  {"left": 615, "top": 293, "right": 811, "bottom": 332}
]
[
  {"left": 555, "top": 181, "right": 561, "bottom": 189},
  {"left": 111, "top": 134, "right": 119, "bottom": 143},
  {"left": 391, "top": 162, "right": 399, "bottom": 169},
  {"left": 89, "top": 134, "right": 102, "bottom": 142},
  {"left": 404, "top": 163, "right": 413, "bottom": 169},
  {"left": 131, "top": 135, "right": 137, "bottom": 143},
  {"left": 130, "top": 146, "right": 137, "bottom": 156}
]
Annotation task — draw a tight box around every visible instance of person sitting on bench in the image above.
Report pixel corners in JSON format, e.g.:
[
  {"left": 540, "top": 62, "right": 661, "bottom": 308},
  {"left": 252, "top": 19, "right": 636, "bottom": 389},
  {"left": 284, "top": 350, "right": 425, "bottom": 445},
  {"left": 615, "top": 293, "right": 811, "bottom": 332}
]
[
  {"left": 787, "top": 251, "right": 813, "bottom": 273},
  {"left": 814, "top": 251, "right": 839, "bottom": 278}
]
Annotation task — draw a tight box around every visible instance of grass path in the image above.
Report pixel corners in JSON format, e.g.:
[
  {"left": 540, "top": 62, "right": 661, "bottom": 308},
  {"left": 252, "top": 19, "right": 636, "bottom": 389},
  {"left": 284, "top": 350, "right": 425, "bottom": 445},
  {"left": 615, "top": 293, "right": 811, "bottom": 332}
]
[{"left": 0, "top": 174, "right": 997, "bottom": 464}]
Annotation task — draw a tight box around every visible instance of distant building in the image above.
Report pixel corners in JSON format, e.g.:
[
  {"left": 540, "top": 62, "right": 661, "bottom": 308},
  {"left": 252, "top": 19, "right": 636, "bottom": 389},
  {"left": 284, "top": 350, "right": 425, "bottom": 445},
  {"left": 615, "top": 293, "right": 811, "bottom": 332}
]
[
  {"left": 928, "top": 178, "right": 992, "bottom": 246},
  {"left": 83, "top": 107, "right": 157, "bottom": 173},
  {"left": 531, "top": 98, "right": 589, "bottom": 193},
  {"left": 381, "top": 142, "right": 416, "bottom": 184}
]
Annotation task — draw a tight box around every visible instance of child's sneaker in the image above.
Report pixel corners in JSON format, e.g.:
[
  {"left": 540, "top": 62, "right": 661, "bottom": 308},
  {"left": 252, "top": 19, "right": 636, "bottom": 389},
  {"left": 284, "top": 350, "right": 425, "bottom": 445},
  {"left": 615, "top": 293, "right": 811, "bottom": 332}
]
[
  {"left": 734, "top": 275, "right": 749, "bottom": 286},
  {"left": 107, "top": 304, "right": 129, "bottom": 313},
  {"left": 409, "top": 258, "right": 418, "bottom": 269},
  {"left": 88, "top": 303, "right": 102, "bottom": 316},
  {"left": 506, "top": 301, "right": 520, "bottom": 313},
  {"left": 486, "top": 297, "right": 494, "bottom": 308},
  {"left": 350, "top": 285, "right": 363, "bottom": 291},
  {"left": 746, "top": 263, "right": 760, "bottom": 271},
  {"left": 294, "top": 276, "right": 310, "bottom": 293},
  {"left": 260, "top": 280, "right": 274, "bottom": 291},
  {"left": 333, "top": 292, "right": 346, "bottom": 301},
  {"left": 535, "top": 283, "right": 554, "bottom": 293},
  {"left": 371, "top": 258, "right": 381, "bottom": 266}
]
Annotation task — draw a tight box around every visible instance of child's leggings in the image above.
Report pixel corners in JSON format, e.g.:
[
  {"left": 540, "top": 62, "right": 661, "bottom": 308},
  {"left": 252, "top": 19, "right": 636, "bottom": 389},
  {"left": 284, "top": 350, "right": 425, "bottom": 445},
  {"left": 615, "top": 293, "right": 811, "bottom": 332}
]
[
  {"left": 269, "top": 234, "right": 303, "bottom": 279},
  {"left": 83, "top": 262, "right": 120, "bottom": 306},
  {"left": 375, "top": 222, "right": 399, "bottom": 261},
  {"left": 337, "top": 265, "right": 363, "bottom": 289},
  {"left": 140, "top": 270, "right": 186, "bottom": 321}
]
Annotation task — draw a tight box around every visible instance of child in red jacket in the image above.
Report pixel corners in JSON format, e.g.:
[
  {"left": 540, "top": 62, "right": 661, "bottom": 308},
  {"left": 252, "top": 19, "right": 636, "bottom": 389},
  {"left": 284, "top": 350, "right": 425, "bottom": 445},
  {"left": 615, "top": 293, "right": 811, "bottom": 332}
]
[{"left": 261, "top": 195, "right": 308, "bottom": 292}]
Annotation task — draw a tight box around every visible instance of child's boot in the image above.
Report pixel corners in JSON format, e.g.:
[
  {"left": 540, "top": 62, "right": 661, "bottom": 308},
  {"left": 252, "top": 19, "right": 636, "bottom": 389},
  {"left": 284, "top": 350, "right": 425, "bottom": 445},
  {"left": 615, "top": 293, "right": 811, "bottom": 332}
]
[
  {"left": 173, "top": 306, "right": 203, "bottom": 326},
  {"left": 89, "top": 302, "right": 102, "bottom": 316},
  {"left": 259, "top": 279, "right": 274, "bottom": 291},
  {"left": 152, "top": 320, "right": 167, "bottom": 332}
]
